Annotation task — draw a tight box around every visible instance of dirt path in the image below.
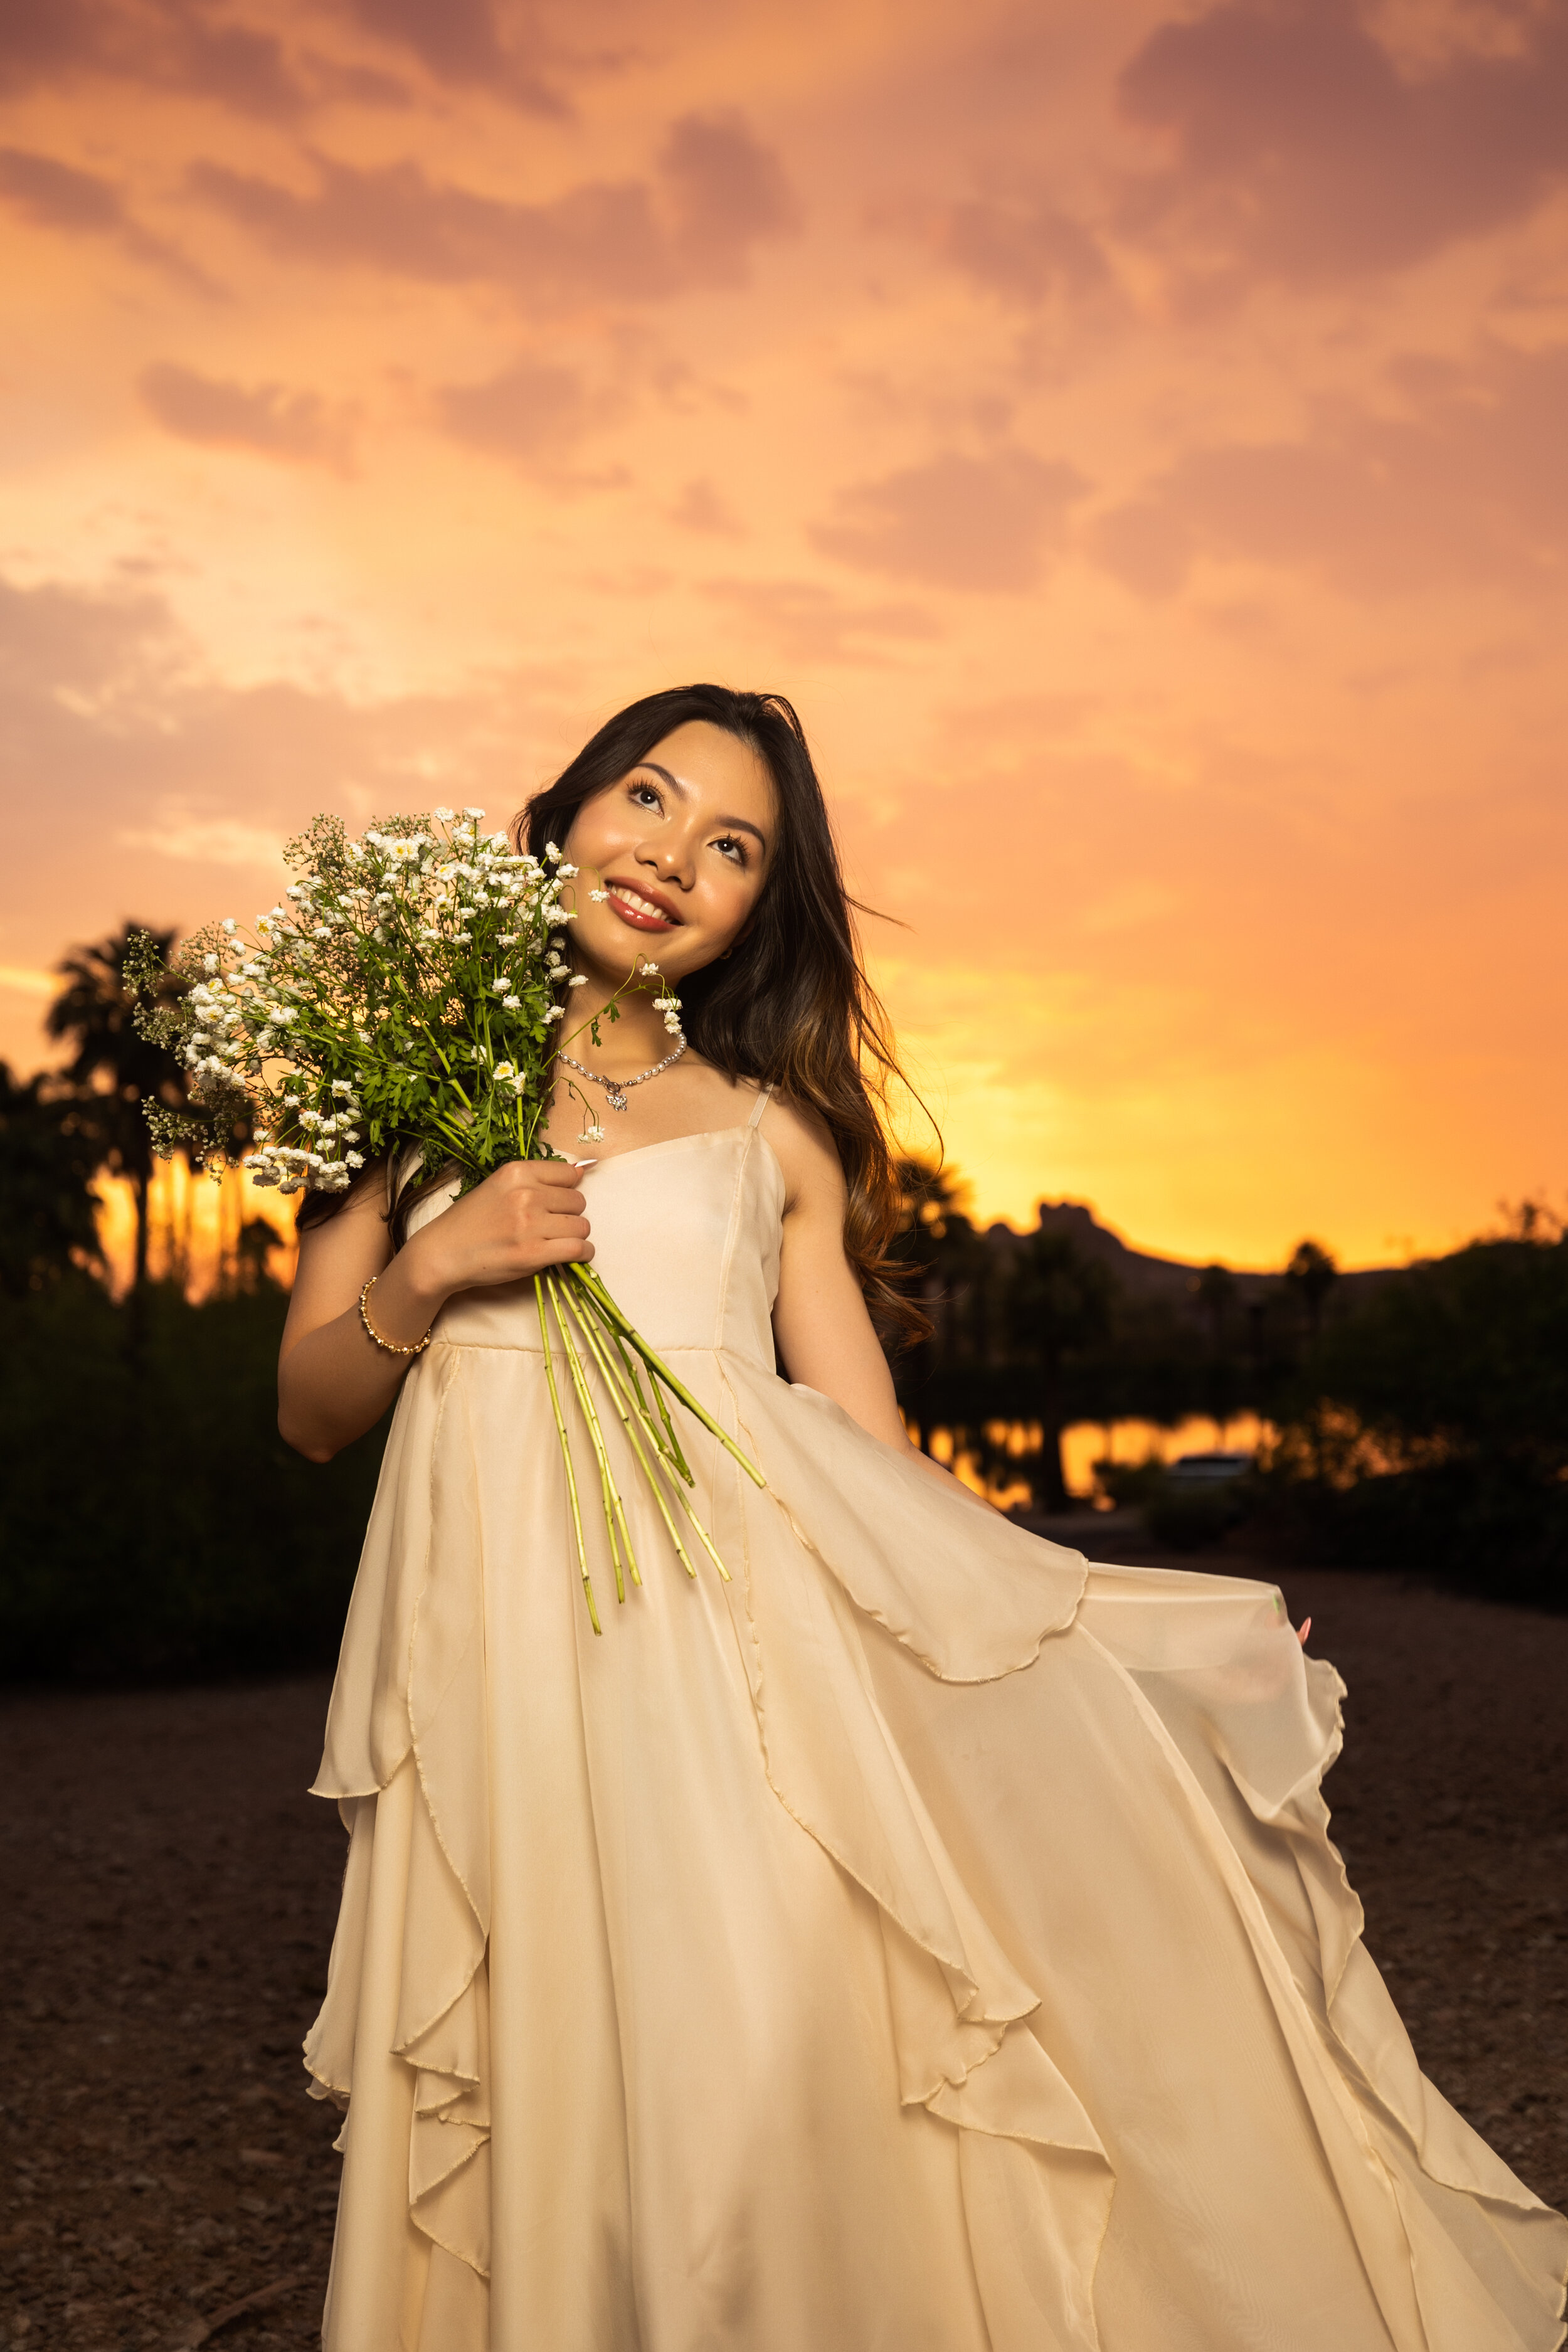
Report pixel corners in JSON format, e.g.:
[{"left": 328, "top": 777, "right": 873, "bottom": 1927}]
[{"left": 2, "top": 1565, "right": 1564, "bottom": 2349}]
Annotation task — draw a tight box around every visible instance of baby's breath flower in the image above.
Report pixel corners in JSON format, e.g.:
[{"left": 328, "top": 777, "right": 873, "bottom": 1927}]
[{"left": 502, "top": 993, "right": 521, "bottom": 1009}]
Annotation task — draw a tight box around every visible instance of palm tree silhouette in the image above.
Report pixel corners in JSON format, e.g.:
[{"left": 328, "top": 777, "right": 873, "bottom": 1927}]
[
  {"left": 1008, "top": 1220, "right": 1115, "bottom": 1515},
  {"left": 1286, "top": 1239, "right": 1338, "bottom": 1343},
  {"left": 46, "top": 926, "right": 188, "bottom": 1290}
]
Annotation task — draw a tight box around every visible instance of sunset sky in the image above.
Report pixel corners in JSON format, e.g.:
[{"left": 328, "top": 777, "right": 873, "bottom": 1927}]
[{"left": 3, "top": 0, "right": 1566, "bottom": 1268}]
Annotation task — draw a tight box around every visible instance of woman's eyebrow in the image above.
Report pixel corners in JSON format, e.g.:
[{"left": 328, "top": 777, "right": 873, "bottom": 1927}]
[{"left": 642, "top": 763, "right": 768, "bottom": 849}]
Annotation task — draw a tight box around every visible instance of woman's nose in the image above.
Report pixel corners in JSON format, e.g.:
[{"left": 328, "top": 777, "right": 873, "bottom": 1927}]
[{"left": 641, "top": 842, "right": 691, "bottom": 884}]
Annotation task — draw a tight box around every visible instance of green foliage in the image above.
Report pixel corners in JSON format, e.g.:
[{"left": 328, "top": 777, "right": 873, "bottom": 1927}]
[
  {"left": 0, "top": 1274, "right": 386, "bottom": 1680},
  {"left": 1301, "top": 1227, "right": 1568, "bottom": 1473},
  {"left": 46, "top": 925, "right": 195, "bottom": 1287},
  {"left": 0, "top": 1064, "right": 105, "bottom": 1296},
  {"left": 1261, "top": 1219, "right": 1568, "bottom": 1599}
]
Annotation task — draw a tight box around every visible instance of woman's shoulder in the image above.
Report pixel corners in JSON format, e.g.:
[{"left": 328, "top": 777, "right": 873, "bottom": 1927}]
[{"left": 751, "top": 1085, "right": 842, "bottom": 1213}]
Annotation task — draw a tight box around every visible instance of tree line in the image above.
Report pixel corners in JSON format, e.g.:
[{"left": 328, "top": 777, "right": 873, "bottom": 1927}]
[
  {"left": 1, "top": 926, "right": 1564, "bottom": 1680},
  {"left": 0, "top": 926, "right": 383, "bottom": 1679},
  {"left": 888, "top": 1165, "right": 1568, "bottom": 1599}
]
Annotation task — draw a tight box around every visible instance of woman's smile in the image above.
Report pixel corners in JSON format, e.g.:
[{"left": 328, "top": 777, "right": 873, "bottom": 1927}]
[{"left": 604, "top": 879, "right": 683, "bottom": 931}]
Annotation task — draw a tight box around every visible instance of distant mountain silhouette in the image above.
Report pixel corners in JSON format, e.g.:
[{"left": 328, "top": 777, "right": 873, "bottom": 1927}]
[{"left": 999, "top": 1200, "right": 1402, "bottom": 1305}]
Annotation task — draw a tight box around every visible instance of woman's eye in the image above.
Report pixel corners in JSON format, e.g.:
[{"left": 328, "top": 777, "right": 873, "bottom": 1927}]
[
  {"left": 629, "top": 781, "right": 662, "bottom": 808},
  {"left": 714, "top": 836, "right": 747, "bottom": 864}
]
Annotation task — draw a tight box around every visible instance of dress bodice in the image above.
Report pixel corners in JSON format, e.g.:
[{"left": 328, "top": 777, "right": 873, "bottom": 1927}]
[{"left": 413, "top": 1123, "right": 786, "bottom": 1369}]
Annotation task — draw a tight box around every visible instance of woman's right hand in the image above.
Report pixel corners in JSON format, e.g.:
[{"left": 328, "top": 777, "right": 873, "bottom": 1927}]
[
  {"left": 278, "top": 1158, "right": 593, "bottom": 1463},
  {"left": 403, "top": 1158, "right": 593, "bottom": 1306}
]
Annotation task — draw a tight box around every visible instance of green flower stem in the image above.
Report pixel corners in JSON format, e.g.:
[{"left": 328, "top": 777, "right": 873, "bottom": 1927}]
[
  {"left": 549, "top": 1280, "right": 642, "bottom": 1587},
  {"left": 589, "top": 1305, "right": 686, "bottom": 1479},
  {"left": 536, "top": 1273, "right": 601, "bottom": 1635},
  {"left": 560, "top": 1287, "right": 701, "bottom": 1582},
  {"left": 567, "top": 1261, "right": 766, "bottom": 1491},
  {"left": 601, "top": 1314, "right": 691, "bottom": 1485},
  {"left": 561, "top": 1283, "right": 730, "bottom": 1585},
  {"left": 549, "top": 1282, "right": 630, "bottom": 1606},
  {"left": 553, "top": 1286, "right": 671, "bottom": 1589}
]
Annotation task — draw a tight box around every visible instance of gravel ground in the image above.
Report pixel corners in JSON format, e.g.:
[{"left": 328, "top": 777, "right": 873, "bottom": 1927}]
[{"left": 2, "top": 1559, "right": 1565, "bottom": 2349}]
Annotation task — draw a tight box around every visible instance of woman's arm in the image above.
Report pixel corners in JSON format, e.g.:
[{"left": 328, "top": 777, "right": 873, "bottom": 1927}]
[
  {"left": 278, "top": 1159, "right": 593, "bottom": 1462},
  {"left": 765, "top": 1103, "right": 992, "bottom": 1506}
]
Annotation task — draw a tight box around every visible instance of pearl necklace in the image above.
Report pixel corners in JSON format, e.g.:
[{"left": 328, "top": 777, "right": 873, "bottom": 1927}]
[{"left": 556, "top": 1033, "right": 687, "bottom": 1112}]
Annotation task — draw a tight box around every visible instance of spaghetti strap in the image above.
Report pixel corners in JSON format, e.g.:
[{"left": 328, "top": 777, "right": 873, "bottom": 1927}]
[{"left": 747, "top": 1084, "right": 773, "bottom": 1130}]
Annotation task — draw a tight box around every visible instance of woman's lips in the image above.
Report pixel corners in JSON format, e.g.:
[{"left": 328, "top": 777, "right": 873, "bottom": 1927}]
[{"left": 605, "top": 884, "right": 679, "bottom": 931}]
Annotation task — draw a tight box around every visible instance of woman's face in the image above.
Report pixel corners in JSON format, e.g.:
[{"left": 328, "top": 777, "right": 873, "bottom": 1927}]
[{"left": 560, "top": 720, "right": 776, "bottom": 987}]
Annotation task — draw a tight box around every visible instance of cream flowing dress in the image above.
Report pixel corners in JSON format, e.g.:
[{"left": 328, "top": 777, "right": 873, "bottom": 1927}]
[{"left": 305, "top": 1090, "right": 1568, "bottom": 2352}]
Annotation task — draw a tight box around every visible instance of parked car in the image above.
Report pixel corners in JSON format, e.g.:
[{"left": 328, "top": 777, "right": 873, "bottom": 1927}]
[{"left": 1167, "top": 1450, "right": 1255, "bottom": 1485}]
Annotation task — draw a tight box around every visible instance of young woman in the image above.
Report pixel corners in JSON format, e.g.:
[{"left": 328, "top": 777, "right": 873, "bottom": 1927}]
[{"left": 281, "top": 686, "right": 1566, "bottom": 2351}]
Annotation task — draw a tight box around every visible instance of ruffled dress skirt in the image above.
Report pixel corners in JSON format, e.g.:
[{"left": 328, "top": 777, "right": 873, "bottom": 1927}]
[{"left": 304, "top": 1116, "right": 1568, "bottom": 2350}]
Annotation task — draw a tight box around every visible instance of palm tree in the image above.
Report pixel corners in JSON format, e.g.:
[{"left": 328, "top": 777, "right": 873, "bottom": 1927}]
[
  {"left": 45, "top": 926, "right": 188, "bottom": 1289},
  {"left": 889, "top": 1155, "right": 983, "bottom": 1452},
  {"left": 1007, "top": 1220, "right": 1116, "bottom": 1515},
  {"left": 1285, "top": 1239, "right": 1338, "bottom": 1343}
]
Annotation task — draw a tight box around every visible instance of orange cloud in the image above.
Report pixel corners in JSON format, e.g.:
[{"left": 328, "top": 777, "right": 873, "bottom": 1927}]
[
  {"left": 0, "top": 144, "right": 211, "bottom": 289},
  {"left": 1094, "top": 341, "right": 1568, "bottom": 596},
  {"left": 813, "top": 449, "right": 1088, "bottom": 591},
  {"left": 1118, "top": 0, "right": 1568, "bottom": 285},
  {"left": 139, "top": 361, "right": 358, "bottom": 470},
  {"left": 187, "top": 112, "right": 798, "bottom": 305}
]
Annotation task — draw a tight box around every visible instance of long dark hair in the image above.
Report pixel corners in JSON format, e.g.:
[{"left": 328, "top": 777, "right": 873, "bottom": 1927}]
[{"left": 521, "top": 684, "right": 927, "bottom": 1345}]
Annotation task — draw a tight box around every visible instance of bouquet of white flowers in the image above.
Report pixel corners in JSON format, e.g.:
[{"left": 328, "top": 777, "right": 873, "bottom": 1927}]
[{"left": 127, "top": 806, "right": 763, "bottom": 1631}]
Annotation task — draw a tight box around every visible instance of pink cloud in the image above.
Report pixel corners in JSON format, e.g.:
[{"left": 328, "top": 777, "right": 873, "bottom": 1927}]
[
  {"left": 0, "top": 145, "right": 214, "bottom": 291},
  {"left": 188, "top": 110, "right": 798, "bottom": 305},
  {"left": 1094, "top": 341, "right": 1568, "bottom": 597},
  {"left": 333, "top": 0, "right": 562, "bottom": 111},
  {"left": 667, "top": 478, "right": 744, "bottom": 537},
  {"left": 1119, "top": 0, "right": 1568, "bottom": 285},
  {"left": 139, "top": 361, "right": 357, "bottom": 472},
  {"left": 0, "top": 569, "right": 506, "bottom": 1015},
  {"left": 435, "top": 356, "right": 626, "bottom": 479},
  {"left": 0, "top": 0, "right": 311, "bottom": 117},
  {"left": 938, "top": 195, "right": 1111, "bottom": 308},
  {"left": 812, "top": 447, "right": 1088, "bottom": 591}
]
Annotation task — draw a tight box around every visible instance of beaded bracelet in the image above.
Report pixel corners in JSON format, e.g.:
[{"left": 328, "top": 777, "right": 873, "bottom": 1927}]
[{"left": 358, "top": 1274, "right": 433, "bottom": 1358}]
